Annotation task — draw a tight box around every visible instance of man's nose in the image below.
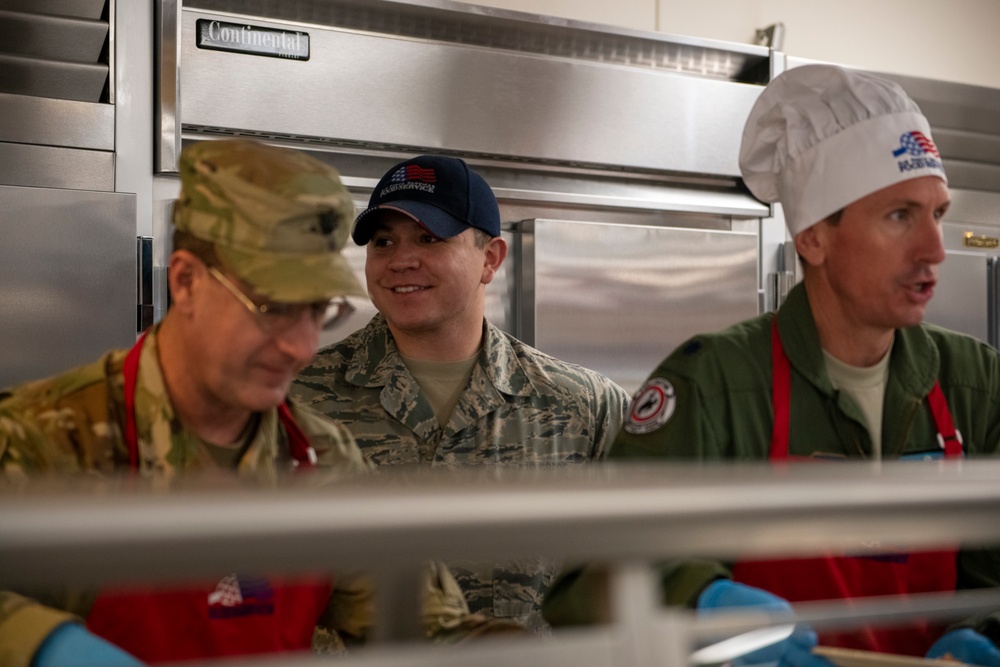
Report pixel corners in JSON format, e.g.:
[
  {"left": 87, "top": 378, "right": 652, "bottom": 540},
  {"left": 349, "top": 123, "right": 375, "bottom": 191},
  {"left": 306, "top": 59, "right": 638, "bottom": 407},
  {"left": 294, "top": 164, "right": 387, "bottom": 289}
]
[
  {"left": 919, "top": 215, "right": 946, "bottom": 266},
  {"left": 273, "top": 312, "right": 319, "bottom": 365},
  {"left": 388, "top": 250, "right": 419, "bottom": 271}
]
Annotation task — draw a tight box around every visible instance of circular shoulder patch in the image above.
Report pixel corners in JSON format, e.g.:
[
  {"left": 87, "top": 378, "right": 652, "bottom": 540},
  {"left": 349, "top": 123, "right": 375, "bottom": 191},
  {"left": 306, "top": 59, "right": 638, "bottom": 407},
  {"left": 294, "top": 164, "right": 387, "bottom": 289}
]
[{"left": 624, "top": 377, "right": 676, "bottom": 435}]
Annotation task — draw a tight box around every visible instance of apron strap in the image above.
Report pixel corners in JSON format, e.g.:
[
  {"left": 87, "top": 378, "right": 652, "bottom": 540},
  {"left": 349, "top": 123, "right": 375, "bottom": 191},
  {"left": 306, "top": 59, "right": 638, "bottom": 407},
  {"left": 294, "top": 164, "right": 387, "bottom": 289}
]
[
  {"left": 122, "top": 334, "right": 146, "bottom": 471},
  {"left": 277, "top": 402, "right": 316, "bottom": 469},
  {"left": 770, "top": 318, "right": 791, "bottom": 459},
  {"left": 770, "top": 320, "right": 961, "bottom": 459},
  {"left": 927, "top": 381, "right": 963, "bottom": 458}
]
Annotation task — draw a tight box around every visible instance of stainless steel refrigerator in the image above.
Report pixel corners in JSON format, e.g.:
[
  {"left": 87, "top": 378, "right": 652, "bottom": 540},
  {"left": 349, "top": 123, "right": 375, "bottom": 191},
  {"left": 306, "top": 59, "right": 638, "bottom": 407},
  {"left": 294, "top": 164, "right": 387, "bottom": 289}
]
[
  {"left": 923, "top": 189, "right": 1000, "bottom": 349},
  {"left": 511, "top": 218, "right": 758, "bottom": 393}
]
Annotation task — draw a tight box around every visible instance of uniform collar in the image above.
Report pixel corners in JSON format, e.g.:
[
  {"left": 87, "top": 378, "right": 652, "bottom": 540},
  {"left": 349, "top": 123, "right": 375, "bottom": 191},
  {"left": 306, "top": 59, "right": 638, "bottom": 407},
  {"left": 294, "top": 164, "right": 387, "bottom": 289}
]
[
  {"left": 775, "top": 282, "right": 939, "bottom": 399},
  {"left": 344, "top": 314, "right": 407, "bottom": 388},
  {"left": 477, "top": 319, "right": 536, "bottom": 398},
  {"left": 347, "top": 315, "right": 535, "bottom": 398}
]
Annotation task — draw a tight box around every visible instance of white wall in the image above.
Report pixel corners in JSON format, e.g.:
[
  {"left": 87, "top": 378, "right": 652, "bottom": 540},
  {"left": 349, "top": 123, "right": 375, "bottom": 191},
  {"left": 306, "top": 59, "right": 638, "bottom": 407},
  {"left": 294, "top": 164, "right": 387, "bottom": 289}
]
[
  {"left": 452, "top": 0, "right": 1000, "bottom": 89},
  {"left": 457, "top": 0, "right": 655, "bottom": 31}
]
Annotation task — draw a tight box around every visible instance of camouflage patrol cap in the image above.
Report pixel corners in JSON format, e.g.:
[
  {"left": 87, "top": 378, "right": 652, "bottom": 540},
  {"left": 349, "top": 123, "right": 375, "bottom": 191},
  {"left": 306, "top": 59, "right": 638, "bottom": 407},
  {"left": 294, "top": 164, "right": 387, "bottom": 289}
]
[{"left": 173, "top": 139, "right": 366, "bottom": 302}]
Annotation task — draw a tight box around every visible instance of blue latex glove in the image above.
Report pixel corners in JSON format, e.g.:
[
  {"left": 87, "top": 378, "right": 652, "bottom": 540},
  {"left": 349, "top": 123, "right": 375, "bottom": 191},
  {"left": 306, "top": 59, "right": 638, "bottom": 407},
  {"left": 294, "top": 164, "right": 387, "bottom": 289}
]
[
  {"left": 697, "top": 581, "right": 835, "bottom": 667},
  {"left": 698, "top": 579, "right": 794, "bottom": 614},
  {"left": 926, "top": 629, "right": 1000, "bottom": 667},
  {"left": 32, "top": 623, "right": 144, "bottom": 667}
]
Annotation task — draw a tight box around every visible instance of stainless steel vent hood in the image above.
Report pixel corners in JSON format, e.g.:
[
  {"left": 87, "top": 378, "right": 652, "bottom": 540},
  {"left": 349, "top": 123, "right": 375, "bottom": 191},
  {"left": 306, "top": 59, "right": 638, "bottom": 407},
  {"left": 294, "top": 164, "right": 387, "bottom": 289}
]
[{"left": 171, "top": 0, "right": 772, "bottom": 182}]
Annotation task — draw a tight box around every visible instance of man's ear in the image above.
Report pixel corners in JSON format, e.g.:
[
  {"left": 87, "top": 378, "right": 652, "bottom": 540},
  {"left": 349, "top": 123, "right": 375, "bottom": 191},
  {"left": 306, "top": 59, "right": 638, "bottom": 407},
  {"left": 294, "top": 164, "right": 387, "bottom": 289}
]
[
  {"left": 793, "top": 224, "right": 826, "bottom": 268},
  {"left": 481, "top": 236, "right": 508, "bottom": 285},
  {"left": 167, "top": 250, "right": 203, "bottom": 314}
]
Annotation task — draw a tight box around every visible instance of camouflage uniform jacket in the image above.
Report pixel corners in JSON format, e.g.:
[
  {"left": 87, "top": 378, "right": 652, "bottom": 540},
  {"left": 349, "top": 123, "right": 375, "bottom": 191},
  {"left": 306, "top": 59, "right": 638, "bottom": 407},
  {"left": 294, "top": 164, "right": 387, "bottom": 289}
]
[
  {"left": 294, "top": 314, "right": 631, "bottom": 630},
  {"left": 0, "top": 326, "right": 375, "bottom": 667}
]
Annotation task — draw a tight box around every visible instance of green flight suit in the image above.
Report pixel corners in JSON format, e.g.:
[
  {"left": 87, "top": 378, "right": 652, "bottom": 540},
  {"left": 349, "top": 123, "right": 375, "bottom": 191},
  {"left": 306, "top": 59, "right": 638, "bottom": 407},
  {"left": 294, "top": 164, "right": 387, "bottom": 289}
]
[{"left": 544, "top": 282, "right": 1000, "bottom": 642}]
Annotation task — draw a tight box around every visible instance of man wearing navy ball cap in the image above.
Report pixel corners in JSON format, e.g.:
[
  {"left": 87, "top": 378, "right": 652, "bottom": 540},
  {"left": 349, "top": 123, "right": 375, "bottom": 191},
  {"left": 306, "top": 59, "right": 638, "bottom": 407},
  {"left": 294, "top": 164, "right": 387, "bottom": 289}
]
[{"left": 295, "top": 154, "right": 629, "bottom": 631}]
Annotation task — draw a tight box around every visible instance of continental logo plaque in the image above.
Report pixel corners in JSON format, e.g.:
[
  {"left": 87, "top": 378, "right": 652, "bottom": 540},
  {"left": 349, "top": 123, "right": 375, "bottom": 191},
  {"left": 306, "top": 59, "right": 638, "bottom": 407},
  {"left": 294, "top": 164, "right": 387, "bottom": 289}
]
[
  {"left": 964, "top": 232, "right": 999, "bottom": 249},
  {"left": 196, "top": 19, "right": 310, "bottom": 61}
]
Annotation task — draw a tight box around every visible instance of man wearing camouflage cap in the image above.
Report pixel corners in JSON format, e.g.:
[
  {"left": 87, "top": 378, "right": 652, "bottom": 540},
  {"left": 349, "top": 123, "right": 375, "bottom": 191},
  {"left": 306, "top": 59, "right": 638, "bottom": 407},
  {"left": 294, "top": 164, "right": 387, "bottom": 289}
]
[
  {"left": 545, "top": 65, "right": 1000, "bottom": 666},
  {"left": 0, "top": 140, "right": 484, "bottom": 665}
]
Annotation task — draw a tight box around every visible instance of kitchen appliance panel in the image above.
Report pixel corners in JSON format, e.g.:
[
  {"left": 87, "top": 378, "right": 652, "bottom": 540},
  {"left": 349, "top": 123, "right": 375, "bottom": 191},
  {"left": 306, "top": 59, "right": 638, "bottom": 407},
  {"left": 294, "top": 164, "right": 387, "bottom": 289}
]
[
  {"left": 925, "top": 248, "right": 990, "bottom": 345},
  {"left": 0, "top": 185, "right": 136, "bottom": 387},
  {"left": 923, "top": 209, "right": 1000, "bottom": 349},
  {"left": 0, "top": 92, "right": 114, "bottom": 150},
  {"left": 0, "top": 141, "right": 113, "bottom": 191},
  {"left": 526, "top": 219, "right": 759, "bottom": 394}
]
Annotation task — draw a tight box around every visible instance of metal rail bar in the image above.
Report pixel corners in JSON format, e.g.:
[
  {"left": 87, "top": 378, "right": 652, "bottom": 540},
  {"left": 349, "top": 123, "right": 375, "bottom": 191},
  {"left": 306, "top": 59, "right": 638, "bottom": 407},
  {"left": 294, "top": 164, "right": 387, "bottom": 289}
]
[
  {"left": 4, "top": 460, "right": 1000, "bottom": 665},
  {"left": 3, "top": 461, "right": 1000, "bottom": 584}
]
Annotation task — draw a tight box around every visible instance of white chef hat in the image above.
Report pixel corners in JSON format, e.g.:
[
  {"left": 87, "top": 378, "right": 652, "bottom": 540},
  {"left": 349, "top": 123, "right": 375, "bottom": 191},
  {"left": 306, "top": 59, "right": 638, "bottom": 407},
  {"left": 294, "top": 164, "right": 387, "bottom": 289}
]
[{"left": 739, "top": 64, "right": 947, "bottom": 236}]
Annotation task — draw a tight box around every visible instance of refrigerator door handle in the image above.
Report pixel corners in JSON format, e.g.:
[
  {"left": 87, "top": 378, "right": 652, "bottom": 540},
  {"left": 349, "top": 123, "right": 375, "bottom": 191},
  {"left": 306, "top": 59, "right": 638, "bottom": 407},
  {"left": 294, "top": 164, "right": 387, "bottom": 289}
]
[
  {"left": 988, "top": 256, "right": 999, "bottom": 350},
  {"left": 137, "top": 236, "right": 155, "bottom": 334},
  {"left": 767, "top": 241, "right": 797, "bottom": 313},
  {"left": 512, "top": 219, "right": 536, "bottom": 346},
  {"left": 155, "top": 0, "right": 181, "bottom": 174}
]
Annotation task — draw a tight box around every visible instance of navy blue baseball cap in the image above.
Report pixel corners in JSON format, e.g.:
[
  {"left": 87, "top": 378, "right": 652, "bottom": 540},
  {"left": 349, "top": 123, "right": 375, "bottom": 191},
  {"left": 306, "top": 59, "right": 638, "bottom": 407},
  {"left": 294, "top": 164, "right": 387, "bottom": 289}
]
[{"left": 352, "top": 155, "right": 501, "bottom": 244}]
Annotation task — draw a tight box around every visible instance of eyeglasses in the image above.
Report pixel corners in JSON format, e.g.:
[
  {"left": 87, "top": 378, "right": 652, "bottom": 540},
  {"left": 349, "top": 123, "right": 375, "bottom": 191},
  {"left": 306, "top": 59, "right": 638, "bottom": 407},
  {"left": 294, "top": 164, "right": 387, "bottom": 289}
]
[{"left": 207, "top": 266, "right": 355, "bottom": 333}]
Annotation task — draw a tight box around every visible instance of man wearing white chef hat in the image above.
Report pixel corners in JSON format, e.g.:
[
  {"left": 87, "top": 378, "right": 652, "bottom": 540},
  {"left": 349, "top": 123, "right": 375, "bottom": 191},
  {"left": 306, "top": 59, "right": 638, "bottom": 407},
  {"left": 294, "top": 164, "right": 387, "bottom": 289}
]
[{"left": 545, "top": 64, "right": 1000, "bottom": 666}]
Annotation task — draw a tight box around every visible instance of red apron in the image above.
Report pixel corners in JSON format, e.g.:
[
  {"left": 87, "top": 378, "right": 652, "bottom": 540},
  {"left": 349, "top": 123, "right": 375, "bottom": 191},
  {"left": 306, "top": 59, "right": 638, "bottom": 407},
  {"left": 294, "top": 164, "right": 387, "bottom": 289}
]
[
  {"left": 731, "top": 321, "right": 961, "bottom": 656},
  {"left": 86, "top": 334, "right": 332, "bottom": 663}
]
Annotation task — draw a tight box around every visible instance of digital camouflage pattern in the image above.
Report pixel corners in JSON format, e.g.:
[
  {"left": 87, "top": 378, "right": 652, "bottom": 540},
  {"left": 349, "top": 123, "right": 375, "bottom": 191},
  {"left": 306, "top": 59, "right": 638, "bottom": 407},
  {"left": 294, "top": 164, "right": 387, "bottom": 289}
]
[
  {"left": 293, "top": 315, "right": 631, "bottom": 630},
  {"left": 174, "top": 139, "right": 366, "bottom": 303}
]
